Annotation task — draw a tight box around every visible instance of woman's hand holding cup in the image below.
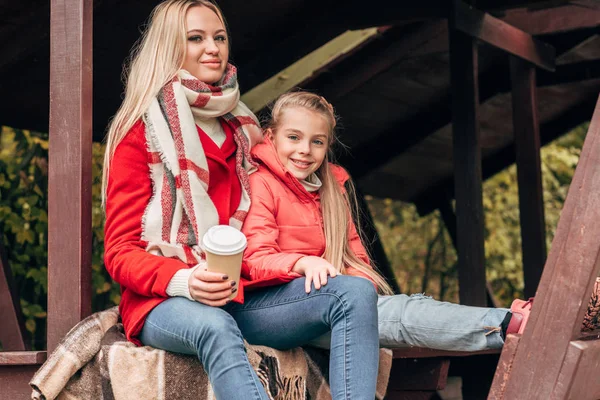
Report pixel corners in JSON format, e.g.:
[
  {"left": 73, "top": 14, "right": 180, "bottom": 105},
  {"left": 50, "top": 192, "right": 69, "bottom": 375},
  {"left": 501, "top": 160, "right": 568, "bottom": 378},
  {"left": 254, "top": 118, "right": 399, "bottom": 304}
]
[
  {"left": 196, "top": 225, "right": 247, "bottom": 306},
  {"left": 188, "top": 266, "right": 237, "bottom": 307}
]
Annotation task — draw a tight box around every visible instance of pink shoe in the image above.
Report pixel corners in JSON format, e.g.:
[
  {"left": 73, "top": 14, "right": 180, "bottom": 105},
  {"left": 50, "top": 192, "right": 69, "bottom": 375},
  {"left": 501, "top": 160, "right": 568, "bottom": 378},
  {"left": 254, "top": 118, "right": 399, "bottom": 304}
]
[{"left": 506, "top": 298, "right": 534, "bottom": 335}]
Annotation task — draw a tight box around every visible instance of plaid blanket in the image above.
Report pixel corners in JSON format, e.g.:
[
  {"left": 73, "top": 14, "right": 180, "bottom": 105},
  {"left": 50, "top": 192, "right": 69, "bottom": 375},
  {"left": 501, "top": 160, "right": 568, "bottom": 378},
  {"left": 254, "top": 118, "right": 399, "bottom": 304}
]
[{"left": 30, "top": 307, "right": 392, "bottom": 400}]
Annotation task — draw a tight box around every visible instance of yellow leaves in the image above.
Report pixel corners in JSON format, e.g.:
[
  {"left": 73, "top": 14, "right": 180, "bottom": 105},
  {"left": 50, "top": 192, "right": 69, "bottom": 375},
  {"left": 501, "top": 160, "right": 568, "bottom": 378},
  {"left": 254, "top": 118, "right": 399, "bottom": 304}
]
[{"left": 26, "top": 319, "right": 36, "bottom": 334}]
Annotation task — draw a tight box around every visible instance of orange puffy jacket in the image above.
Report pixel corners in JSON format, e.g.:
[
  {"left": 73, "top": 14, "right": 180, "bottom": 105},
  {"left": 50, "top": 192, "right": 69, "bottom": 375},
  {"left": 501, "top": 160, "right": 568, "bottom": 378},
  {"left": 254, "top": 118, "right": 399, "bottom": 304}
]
[{"left": 242, "top": 138, "right": 375, "bottom": 288}]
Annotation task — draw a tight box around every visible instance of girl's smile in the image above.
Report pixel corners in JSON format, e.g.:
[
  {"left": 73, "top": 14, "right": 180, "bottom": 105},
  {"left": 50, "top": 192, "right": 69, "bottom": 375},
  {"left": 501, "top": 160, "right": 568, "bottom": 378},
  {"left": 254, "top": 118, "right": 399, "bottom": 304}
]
[{"left": 269, "top": 107, "right": 330, "bottom": 181}]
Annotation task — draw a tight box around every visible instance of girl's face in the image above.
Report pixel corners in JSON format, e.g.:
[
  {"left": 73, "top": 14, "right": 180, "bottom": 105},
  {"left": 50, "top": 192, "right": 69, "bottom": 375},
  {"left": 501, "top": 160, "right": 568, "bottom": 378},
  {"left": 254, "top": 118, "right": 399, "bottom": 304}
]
[
  {"left": 182, "top": 6, "right": 229, "bottom": 84},
  {"left": 269, "top": 107, "right": 330, "bottom": 181}
]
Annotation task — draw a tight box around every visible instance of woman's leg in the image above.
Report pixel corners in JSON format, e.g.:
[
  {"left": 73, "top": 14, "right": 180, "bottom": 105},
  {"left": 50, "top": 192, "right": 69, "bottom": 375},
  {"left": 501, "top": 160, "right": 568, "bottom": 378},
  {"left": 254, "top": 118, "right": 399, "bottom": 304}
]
[
  {"left": 226, "top": 276, "right": 379, "bottom": 400},
  {"left": 139, "top": 297, "right": 269, "bottom": 400},
  {"left": 377, "top": 294, "right": 509, "bottom": 351}
]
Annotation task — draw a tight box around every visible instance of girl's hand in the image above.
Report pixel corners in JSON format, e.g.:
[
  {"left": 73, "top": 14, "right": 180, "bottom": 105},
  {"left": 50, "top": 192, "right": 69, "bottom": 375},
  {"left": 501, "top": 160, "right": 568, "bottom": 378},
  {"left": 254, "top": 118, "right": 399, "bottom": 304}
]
[
  {"left": 292, "top": 256, "right": 338, "bottom": 293},
  {"left": 188, "top": 267, "right": 236, "bottom": 307}
]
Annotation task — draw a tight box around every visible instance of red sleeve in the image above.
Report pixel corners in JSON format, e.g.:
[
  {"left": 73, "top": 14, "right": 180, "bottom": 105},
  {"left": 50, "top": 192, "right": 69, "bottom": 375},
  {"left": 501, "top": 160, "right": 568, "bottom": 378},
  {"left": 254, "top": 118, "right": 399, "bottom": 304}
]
[
  {"left": 103, "top": 121, "right": 189, "bottom": 297},
  {"left": 242, "top": 173, "right": 303, "bottom": 282}
]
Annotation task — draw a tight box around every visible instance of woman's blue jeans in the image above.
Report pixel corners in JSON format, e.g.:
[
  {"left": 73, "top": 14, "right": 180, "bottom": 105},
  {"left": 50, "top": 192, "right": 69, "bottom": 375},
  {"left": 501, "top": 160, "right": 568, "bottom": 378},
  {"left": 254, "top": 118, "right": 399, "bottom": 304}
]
[
  {"left": 309, "top": 294, "right": 510, "bottom": 351},
  {"left": 139, "top": 276, "right": 379, "bottom": 400}
]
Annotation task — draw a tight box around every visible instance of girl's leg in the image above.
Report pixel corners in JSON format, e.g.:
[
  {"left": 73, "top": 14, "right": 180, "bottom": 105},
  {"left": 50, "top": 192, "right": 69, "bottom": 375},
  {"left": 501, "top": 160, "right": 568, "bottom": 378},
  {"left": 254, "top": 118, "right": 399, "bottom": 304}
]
[
  {"left": 226, "top": 276, "right": 379, "bottom": 400},
  {"left": 139, "top": 297, "right": 269, "bottom": 400},
  {"left": 377, "top": 294, "right": 509, "bottom": 351}
]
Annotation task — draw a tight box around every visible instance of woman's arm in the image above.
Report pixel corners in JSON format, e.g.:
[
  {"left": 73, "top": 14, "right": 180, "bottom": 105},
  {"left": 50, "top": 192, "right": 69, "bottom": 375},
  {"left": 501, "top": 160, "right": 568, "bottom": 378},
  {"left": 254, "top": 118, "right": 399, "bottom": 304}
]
[{"left": 104, "top": 122, "right": 189, "bottom": 298}]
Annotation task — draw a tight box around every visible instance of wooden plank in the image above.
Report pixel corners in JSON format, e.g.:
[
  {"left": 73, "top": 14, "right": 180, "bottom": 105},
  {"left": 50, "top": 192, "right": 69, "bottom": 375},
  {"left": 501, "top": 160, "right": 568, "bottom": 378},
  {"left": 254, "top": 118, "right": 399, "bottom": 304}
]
[
  {"left": 0, "top": 364, "right": 43, "bottom": 399},
  {"left": 510, "top": 57, "right": 546, "bottom": 298},
  {"left": 387, "top": 358, "right": 450, "bottom": 391},
  {"left": 385, "top": 391, "right": 443, "bottom": 400},
  {"left": 452, "top": 0, "right": 556, "bottom": 71},
  {"left": 489, "top": 334, "right": 521, "bottom": 399},
  {"left": 538, "top": 59, "right": 600, "bottom": 88},
  {"left": 502, "top": 2, "right": 600, "bottom": 35},
  {"left": 502, "top": 96, "right": 600, "bottom": 398},
  {"left": 393, "top": 347, "right": 500, "bottom": 359},
  {"left": 47, "top": 0, "right": 93, "bottom": 352},
  {"left": 448, "top": 13, "right": 487, "bottom": 307},
  {"left": 554, "top": 339, "right": 600, "bottom": 399},
  {"left": 0, "top": 351, "right": 47, "bottom": 366},
  {"left": 0, "top": 236, "right": 26, "bottom": 350}
]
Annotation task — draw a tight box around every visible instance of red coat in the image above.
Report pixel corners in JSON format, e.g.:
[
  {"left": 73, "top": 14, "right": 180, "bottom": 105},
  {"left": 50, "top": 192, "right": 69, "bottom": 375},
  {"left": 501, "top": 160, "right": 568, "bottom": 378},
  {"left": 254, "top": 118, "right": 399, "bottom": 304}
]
[
  {"left": 241, "top": 138, "right": 375, "bottom": 287},
  {"left": 104, "top": 120, "right": 244, "bottom": 345}
]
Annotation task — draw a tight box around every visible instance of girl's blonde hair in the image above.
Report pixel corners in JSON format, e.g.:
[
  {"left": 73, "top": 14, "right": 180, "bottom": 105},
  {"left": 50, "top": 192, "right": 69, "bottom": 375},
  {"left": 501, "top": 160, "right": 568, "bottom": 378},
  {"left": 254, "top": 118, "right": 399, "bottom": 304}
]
[
  {"left": 101, "top": 0, "right": 227, "bottom": 205},
  {"left": 269, "top": 92, "right": 394, "bottom": 295}
]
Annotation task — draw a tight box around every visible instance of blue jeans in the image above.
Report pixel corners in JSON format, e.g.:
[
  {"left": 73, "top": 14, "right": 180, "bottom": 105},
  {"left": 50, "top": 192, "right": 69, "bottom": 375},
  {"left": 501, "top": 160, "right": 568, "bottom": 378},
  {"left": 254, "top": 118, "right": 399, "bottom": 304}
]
[
  {"left": 139, "top": 276, "right": 379, "bottom": 400},
  {"left": 309, "top": 294, "right": 509, "bottom": 351}
]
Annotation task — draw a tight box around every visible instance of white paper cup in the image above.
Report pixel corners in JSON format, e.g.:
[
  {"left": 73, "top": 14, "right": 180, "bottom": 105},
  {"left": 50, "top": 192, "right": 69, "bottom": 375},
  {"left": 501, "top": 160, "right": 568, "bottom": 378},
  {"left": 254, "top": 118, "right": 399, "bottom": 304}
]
[{"left": 201, "top": 225, "right": 247, "bottom": 299}]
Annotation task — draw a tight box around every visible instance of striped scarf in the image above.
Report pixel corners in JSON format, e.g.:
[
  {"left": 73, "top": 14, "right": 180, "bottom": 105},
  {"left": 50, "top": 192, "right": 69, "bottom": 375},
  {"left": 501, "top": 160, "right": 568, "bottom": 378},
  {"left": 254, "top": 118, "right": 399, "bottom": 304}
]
[{"left": 141, "top": 65, "right": 261, "bottom": 265}]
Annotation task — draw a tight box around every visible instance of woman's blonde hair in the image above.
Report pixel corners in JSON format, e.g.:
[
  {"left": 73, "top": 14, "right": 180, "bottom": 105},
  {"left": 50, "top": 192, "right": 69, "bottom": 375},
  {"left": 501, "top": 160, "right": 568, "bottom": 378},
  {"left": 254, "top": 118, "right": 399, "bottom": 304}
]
[
  {"left": 101, "top": 0, "right": 227, "bottom": 205},
  {"left": 269, "top": 92, "right": 394, "bottom": 295}
]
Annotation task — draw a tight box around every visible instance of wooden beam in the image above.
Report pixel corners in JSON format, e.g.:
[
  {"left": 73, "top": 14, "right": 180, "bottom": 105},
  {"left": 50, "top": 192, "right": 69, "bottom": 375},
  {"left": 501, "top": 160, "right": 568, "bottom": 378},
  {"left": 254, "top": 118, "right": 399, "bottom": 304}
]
[
  {"left": 554, "top": 339, "right": 600, "bottom": 399},
  {"left": 0, "top": 365, "right": 45, "bottom": 399},
  {"left": 502, "top": 2, "right": 600, "bottom": 35},
  {"left": 387, "top": 358, "right": 450, "bottom": 391},
  {"left": 510, "top": 57, "right": 546, "bottom": 298},
  {"left": 0, "top": 236, "right": 27, "bottom": 350},
  {"left": 47, "top": 0, "right": 93, "bottom": 352},
  {"left": 538, "top": 58, "right": 600, "bottom": 88},
  {"left": 452, "top": 0, "right": 556, "bottom": 71},
  {"left": 489, "top": 334, "right": 520, "bottom": 399},
  {"left": 501, "top": 96, "right": 600, "bottom": 399},
  {"left": 0, "top": 351, "right": 47, "bottom": 365},
  {"left": 448, "top": 12, "right": 487, "bottom": 307}
]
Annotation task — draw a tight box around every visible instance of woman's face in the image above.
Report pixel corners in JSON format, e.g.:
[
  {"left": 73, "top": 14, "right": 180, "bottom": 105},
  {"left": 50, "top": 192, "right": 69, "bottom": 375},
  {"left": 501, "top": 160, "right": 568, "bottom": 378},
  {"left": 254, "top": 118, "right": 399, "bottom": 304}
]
[{"left": 182, "top": 6, "right": 229, "bottom": 84}]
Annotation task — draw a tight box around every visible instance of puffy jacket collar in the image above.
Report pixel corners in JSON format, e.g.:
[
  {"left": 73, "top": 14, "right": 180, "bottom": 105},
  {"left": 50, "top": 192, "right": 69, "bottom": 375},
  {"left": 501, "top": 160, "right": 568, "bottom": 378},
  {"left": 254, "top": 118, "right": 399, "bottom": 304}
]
[{"left": 251, "top": 137, "right": 316, "bottom": 202}]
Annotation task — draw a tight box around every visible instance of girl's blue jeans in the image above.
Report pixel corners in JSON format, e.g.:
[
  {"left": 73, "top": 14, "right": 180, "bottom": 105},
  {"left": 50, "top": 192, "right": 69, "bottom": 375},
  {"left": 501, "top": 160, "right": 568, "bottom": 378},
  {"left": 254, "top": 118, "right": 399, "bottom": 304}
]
[
  {"left": 310, "top": 293, "right": 509, "bottom": 351},
  {"left": 139, "top": 276, "right": 379, "bottom": 400}
]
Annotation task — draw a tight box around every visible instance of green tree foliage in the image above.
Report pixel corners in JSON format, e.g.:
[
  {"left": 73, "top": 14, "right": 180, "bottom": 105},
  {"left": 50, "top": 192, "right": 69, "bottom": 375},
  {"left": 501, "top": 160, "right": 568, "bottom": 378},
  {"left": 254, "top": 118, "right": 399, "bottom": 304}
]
[
  {"left": 0, "top": 126, "right": 117, "bottom": 350},
  {"left": 367, "top": 122, "right": 588, "bottom": 306},
  {"left": 0, "top": 122, "right": 588, "bottom": 348}
]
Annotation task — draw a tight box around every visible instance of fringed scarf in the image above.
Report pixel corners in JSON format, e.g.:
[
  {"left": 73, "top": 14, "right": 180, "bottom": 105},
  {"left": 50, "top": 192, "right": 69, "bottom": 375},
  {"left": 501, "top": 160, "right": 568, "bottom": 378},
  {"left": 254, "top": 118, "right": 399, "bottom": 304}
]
[{"left": 141, "top": 65, "right": 262, "bottom": 264}]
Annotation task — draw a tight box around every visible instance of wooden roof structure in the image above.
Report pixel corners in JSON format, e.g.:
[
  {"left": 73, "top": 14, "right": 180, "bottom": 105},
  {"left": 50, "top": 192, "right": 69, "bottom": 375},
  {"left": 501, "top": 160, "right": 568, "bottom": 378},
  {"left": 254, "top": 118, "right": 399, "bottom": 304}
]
[{"left": 1, "top": 0, "right": 600, "bottom": 398}]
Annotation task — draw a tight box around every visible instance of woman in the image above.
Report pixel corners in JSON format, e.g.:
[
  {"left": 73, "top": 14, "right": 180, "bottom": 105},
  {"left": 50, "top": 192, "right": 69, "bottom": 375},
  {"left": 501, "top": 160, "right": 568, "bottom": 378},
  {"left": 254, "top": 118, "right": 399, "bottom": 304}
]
[{"left": 102, "top": 1, "right": 380, "bottom": 399}]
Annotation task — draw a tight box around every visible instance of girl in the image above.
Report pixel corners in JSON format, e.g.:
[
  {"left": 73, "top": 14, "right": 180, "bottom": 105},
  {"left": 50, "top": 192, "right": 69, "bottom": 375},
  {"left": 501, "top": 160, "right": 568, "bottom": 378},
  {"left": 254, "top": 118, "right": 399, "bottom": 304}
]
[
  {"left": 103, "top": 1, "right": 380, "bottom": 399},
  {"left": 242, "top": 91, "right": 531, "bottom": 352}
]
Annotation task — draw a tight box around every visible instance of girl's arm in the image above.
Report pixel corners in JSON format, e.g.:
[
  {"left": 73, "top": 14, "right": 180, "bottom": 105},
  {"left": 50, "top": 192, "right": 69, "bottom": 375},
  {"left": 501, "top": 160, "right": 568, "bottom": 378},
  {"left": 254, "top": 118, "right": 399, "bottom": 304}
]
[
  {"left": 104, "top": 122, "right": 190, "bottom": 298},
  {"left": 242, "top": 174, "right": 303, "bottom": 282}
]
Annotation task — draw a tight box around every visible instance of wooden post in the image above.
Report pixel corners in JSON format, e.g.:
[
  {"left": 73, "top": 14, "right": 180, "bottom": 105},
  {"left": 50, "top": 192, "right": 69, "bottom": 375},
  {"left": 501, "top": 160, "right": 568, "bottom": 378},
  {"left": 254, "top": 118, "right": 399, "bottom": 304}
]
[
  {"left": 448, "top": 3, "right": 487, "bottom": 307},
  {"left": 510, "top": 56, "right": 547, "bottom": 298},
  {"left": 47, "top": 0, "right": 93, "bottom": 352}
]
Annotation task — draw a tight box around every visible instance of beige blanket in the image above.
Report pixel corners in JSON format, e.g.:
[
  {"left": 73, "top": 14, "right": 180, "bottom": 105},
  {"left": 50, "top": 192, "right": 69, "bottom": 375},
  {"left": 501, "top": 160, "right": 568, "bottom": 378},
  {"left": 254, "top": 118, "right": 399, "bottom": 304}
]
[{"left": 30, "top": 307, "right": 391, "bottom": 400}]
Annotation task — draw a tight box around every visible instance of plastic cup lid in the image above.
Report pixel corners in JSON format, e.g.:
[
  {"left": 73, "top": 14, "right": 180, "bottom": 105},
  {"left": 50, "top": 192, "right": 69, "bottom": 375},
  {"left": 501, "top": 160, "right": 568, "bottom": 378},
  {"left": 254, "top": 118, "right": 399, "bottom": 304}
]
[{"left": 201, "top": 225, "right": 247, "bottom": 256}]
